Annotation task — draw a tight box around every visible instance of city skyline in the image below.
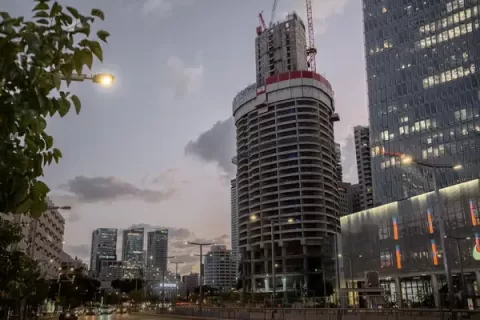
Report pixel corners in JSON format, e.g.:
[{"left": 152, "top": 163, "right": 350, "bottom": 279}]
[{"left": 2, "top": 0, "right": 368, "bottom": 273}]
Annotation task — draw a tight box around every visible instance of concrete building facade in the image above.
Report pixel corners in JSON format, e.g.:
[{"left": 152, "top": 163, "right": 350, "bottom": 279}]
[
  {"left": 182, "top": 273, "right": 199, "bottom": 295},
  {"left": 204, "top": 245, "right": 236, "bottom": 292},
  {"left": 233, "top": 14, "right": 340, "bottom": 295},
  {"left": 354, "top": 125, "right": 373, "bottom": 210},
  {"left": 230, "top": 178, "right": 239, "bottom": 277},
  {"left": 90, "top": 228, "right": 117, "bottom": 277},
  {"left": 364, "top": 0, "right": 480, "bottom": 204},
  {"left": 335, "top": 142, "right": 343, "bottom": 182},
  {"left": 338, "top": 182, "right": 353, "bottom": 217}
]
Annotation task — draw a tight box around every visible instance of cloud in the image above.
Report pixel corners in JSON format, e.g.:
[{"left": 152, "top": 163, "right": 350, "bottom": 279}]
[
  {"left": 60, "top": 176, "right": 175, "bottom": 204},
  {"left": 184, "top": 118, "right": 236, "bottom": 175},
  {"left": 339, "top": 133, "right": 357, "bottom": 183},
  {"left": 166, "top": 56, "right": 204, "bottom": 98},
  {"left": 294, "top": 0, "right": 351, "bottom": 34},
  {"left": 141, "top": 0, "right": 194, "bottom": 17},
  {"left": 64, "top": 244, "right": 90, "bottom": 261}
]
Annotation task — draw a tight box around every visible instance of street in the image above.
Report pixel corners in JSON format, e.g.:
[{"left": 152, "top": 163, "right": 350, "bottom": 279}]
[{"left": 78, "top": 314, "right": 161, "bottom": 320}]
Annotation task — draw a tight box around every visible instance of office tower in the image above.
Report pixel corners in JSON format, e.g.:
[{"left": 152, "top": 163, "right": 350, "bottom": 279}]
[
  {"left": 146, "top": 229, "right": 168, "bottom": 280},
  {"left": 233, "top": 12, "right": 340, "bottom": 294},
  {"left": 354, "top": 126, "right": 373, "bottom": 209},
  {"left": 90, "top": 228, "right": 117, "bottom": 277},
  {"left": 364, "top": 0, "right": 480, "bottom": 204},
  {"left": 204, "top": 245, "right": 236, "bottom": 292},
  {"left": 122, "top": 228, "right": 144, "bottom": 267},
  {"left": 230, "top": 178, "right": 239, "bottom": 276},
  {"left": 335, "top": 143, "right": 343, "bottom": 182},
  {"left": 255, "top": 13, "right": 308, "bottom": 87},
  {"left": 182, "top": 273, "right": 199, "bottom": 294}
]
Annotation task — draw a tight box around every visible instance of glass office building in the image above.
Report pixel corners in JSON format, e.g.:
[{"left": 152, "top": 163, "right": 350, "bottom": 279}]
[
  {"left": 340, "top": 179, "right": 480, "bottom": 307},
  {"left": 364, "top": 0, "right": 480, "bottom": 204}
]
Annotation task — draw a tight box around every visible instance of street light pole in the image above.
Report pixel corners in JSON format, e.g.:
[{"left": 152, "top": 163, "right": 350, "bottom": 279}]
[
  {"left": 185, "top": 242, "right": 215, "bottom": 313},
  {"left": 169, "top": 261, "right": 184, "bottom": 300}
]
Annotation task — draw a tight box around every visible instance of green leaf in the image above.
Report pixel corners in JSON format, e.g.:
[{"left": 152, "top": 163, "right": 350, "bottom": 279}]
[
  {"left": 52, "top": 73, "right": 61, "bottom": 90},
  {"left": 43, "top": 134, "right": 53, "bottom": 149},
  {"left": 82, "top": 49, "right": 93, "bottom": 69},
  {"left": 50, "top": 2, "right": 62, "bottom": 17},
  {"left": 33, "top": 181, "right": 50, "bottom": 198},
  {"left": 66, "top": 6, "right": 80, "bottom": 19},
  {"left": 71, "top": 95, "right": 81, "bottom": 114},
  {"left": 34, "top": 11, "right": 49, "bottom": 18},
  {"left": 36, "top": 18, "right": 49, "bottom": 25},
  {"left": 33, "top": 2, "right": 49, "bottom": 11},
  {"left": 74, "top": 25, "right": 90, "bottom": 36},
  {"left": 87, "top": 40, "right": 103, "bottom": 62},
  {"left": 30, "top": 200, "right": 48, "bottom": 218},
  {"left": 73, "top": 50, "right": 84, "bottom": 75},
  {"left": 58, "top": 98, "right": 70, "bottom": 117},
  {"left": 96, "top": 30, "right": 110, "bottom": 43},
  {"left": 91, "top": 8, "right": 105, "bottom": 20},
  {"left": 52, "top": 148, "right": 62, "bottom": 163},
  {"left": 15, "top": 199, "right": 32, "bottom": 215}
]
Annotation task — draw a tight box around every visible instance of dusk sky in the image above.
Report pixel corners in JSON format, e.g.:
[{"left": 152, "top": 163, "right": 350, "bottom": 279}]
[{"left": 4, "top": 0, "right": 368, "bottom": 274}]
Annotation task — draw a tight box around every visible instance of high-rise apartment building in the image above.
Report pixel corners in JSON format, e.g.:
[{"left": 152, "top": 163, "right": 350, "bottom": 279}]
[
  {"left": 354, "top": 126, "right": 373, "bottom": 209},
  {"left": 335, "top": 143, "right": 343, "bottom": 182},
  {"left": 233, "top": 12, "right": 340, "bottom": 295},
  {"left": 90, "top": 228, "right": 117, "bottom": 277},
  {"left": 364, "top": 0, "right": 480, "bottom": 204},
  {"left": 122, "top": 228, "right": 144, "bottom": 268},
  {"left": 204, "top": 245, "right": 236, "bottom": 292},
  {"left": 230, "top": 178, "right": 239, "bottom": 276},
  {"left": 337, "top": 182, "right": 353, "bottom": 216},
  {"left": 255, "top": 13, "right": 308, "bottom": 87},
  {"left": 146, "top": 229, "right": 168, "bottom": 280}
]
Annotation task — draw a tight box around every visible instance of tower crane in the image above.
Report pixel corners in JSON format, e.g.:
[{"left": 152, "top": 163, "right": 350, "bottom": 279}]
[
  {"left": 256, "top": 0, "right": 279, "bottom": 35},
  {"left": 305, "top": 0, "right": 317, "bottom": 72},
  {"left": 269, "top": 0, "right": 279, "bottom": 28}
]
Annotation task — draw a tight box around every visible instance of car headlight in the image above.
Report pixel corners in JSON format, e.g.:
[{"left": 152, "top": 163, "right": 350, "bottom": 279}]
[{"left": 66, "top": 313, "right": 71, "bottom": 317}]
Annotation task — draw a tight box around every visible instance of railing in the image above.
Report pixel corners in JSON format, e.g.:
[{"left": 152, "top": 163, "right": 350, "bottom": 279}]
[{"left": 156, "top": 306, "right": 480, "bottom": 320}]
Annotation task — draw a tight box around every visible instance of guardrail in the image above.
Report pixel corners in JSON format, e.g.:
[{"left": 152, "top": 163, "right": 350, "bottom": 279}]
[{"left": 157, "top": 307, "right": 480, "bottom": 320}]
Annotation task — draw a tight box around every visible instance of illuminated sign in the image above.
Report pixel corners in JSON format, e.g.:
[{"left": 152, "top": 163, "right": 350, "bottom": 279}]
[
  {"left": 473, "top": 233, "right": 480, "bottom": 261},
  {"left": 427, "top": 209, "right": 434, "bottom": 234},
  {"left": 469, "top": 200, "right": 477, "bottom": 226},
  {"left": 431, "top": 239, "right": 439, "bottom": 265},
  {"left": 392, "top": 217, "right": 399, "bottom": 240},
  {"left": 395, "top": 245, "right": 402, "bottom": 269}
]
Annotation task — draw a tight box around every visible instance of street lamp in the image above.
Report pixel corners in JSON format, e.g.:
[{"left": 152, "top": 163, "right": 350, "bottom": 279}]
[
  {"left": 48, "top": 206, "right": 72, "bottom": 210},
  {"left": 249, "top": 214, "right": 294, "bottom": 304},
  {"left": 384, "top": 151, "right": 462, "bottom": 307},
  {"left": 184, "top": 241, "right": 215, "bottom": 312},
  {"left": 337, "top": 253, "right": 362, "bottom": 308},
  {"left": 445, "top": 235, "right": 471, "bottom": 296},
  {"left": 63, "top": 73, "right": 115, "bottom": 87},
  {"left": 169, "top": 260, "right": 185, "bottom": 300}
]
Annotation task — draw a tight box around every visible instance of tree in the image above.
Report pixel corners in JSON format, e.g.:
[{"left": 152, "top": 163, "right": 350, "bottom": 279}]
[
  {"left": 111, "top": 278, "right": 144, "bottom": 294},
  {"left": 48, "top": 269, "right": 100, "bottom": 308},
  {"left": 0, "top": 0, "right": 109, "bottom": 217}
]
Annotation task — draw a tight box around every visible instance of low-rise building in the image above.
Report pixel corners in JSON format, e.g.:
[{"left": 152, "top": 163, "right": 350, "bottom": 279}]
[{"left": 340, "top": 179, "right": 480, "bottom": 308}]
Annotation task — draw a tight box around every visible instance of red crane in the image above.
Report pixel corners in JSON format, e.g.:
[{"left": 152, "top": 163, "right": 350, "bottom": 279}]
[
  {"left": 257, "top": 11, "right": 267, "bottom": 35},
  {"left": 305, "top": 0, "right": 317, "bottom": 72}
]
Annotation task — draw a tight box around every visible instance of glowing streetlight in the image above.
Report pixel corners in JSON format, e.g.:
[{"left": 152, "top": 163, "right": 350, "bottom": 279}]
[{"left": 64, "top": 73, "right": 115, "bottom": 87}]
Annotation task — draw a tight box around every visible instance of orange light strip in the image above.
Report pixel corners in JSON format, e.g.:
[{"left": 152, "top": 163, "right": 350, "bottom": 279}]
[
  {"left": 470, "top": 200, "right": 477, "bottom": 226},
  {"left": 395, "top": 245, "right": 402, "bottom": 269},
  {"left": 392, "top": 217, "right": 399, "bottom": 240},
  {"left": 427, "top": 209, "right": 434, "bottom": 234},
  {"left": 431, "top": 239, "right": 438, "bottom": 265}
]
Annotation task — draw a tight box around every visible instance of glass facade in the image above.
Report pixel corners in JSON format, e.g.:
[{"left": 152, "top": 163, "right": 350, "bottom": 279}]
[
  {"left": 340, "top": 179, "right": 480, "bottom": 306},
  {"left": 364, "top": 0, "right": 480, "bottom": 204}
]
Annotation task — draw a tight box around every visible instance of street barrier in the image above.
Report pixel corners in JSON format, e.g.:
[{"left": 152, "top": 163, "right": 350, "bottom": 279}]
[{"left": 156, "top": 306, "right": 480, "bottom": 320}]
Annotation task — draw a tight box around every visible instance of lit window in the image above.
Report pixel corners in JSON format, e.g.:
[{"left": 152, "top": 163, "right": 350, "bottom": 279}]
[
  {"left": 442, "top": 18, "right": 448, "bottom": 28},
  {"left": 471, "top": 64, "right": 476, "bottom": 74},
  {"left": 423, "top": 78, "right": 429, "bottom": 88},
  {"left": 467, "top": 22, "right": 473, "bottom": 33},
  {"left": 454, "top": 13, "right": 459, "bottom": 23},
  {"left": 466, "top": 9, "right": 471, "bottom": 19},
  {"left": 460, "top": 11, "right": 465, "bottom": 21},
  {"left": 447, "top": 2, "right": 452, "bottom": 12},
  {"left": 452, "top": 68, "right": 458, "bottom": 80},
  {"left": 460, "top": 24, "right": 466, "bottom": 34},
  {"left": 420, "top": 25, "right": 425, "bottom": 33},
  {"left": 382, "top": 7, "right": 387, "bottom": 13}
]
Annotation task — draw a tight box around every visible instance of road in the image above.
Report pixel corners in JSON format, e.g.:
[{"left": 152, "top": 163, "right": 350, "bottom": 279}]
[{"left": 78, "top": 313, "right": 162, "bottom": 320}]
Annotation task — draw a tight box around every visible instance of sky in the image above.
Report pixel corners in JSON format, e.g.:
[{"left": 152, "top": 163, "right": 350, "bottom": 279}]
[{"left": 4, "top": 0, "right": 368, "bottom": 274}]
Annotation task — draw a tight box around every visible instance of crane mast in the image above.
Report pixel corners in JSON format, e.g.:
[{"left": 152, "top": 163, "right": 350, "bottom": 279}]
[{"left": 305, "top": 0, "right": 317, "bottom": 72}]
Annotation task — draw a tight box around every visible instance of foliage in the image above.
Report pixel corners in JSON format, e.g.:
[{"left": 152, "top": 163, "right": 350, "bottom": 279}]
[
  {"left": 48, "top": 268, "right": 100, "bottom": 308},
  {"left": 0, "top": 218, "right": 46, "bottom": 312},
  {"left": 129, "top": 290, "right": 146, "bottom": 303},
  {"left": 111, "top": 278, "right": 144, "bottom": 294},
  {"left": 0, "top": 0, "right": 109, "bottom": 217}
]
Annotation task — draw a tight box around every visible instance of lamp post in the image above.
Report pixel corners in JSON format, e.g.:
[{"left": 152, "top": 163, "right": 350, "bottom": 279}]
[
  {"left": 249, "top": 214, "right": 294, "bottom": 305},
  {"left": 384, "top": 151, "right": 462, "bottom": 308},
  {"left": 445, "top": 235, "right": 470, "bottom": 297},
  {"left": 185, "top": 241, "right": 215, "bottom": 312},
  {"left": 169, "top": 260, "right": 185, "bottom": 300},
  {"left": 337, "top": 253, "right": 362, "bottom": 307},
  {"left": 61, "top": 73, "right": 115, "bottom": 87}
]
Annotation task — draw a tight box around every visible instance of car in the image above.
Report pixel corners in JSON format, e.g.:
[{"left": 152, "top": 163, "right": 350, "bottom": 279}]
[
  {"left": 100, "top": 307, "right": 113, "bottom": 315},
  {"left": 116, "top": 307, "right": 129, "bottom": 314},
  {"left": 84, "top": 308, "right": 97, "bottom": 316},
  {"left": 59, "top": 310, "right": 78, "bottom": 320}
]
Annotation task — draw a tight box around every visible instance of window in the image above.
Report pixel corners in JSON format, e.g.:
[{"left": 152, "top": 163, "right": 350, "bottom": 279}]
[{"left": 380, "top": 250, "right": 393, "bottom": 268}]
